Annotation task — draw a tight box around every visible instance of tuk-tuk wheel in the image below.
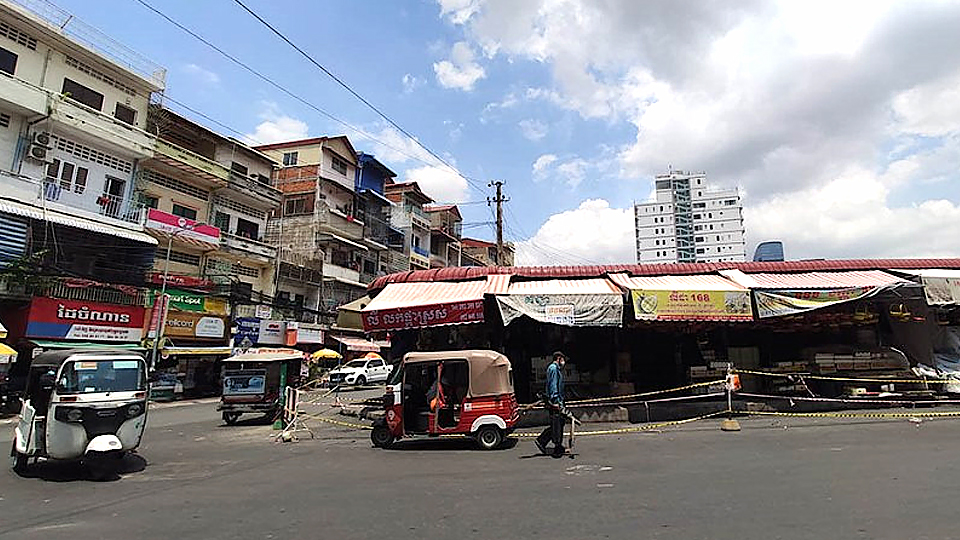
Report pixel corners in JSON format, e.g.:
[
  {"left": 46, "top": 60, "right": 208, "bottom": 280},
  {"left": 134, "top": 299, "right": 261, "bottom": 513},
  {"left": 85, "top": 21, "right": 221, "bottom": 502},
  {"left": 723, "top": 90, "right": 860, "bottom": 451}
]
[
  {"left": 222, "top": 411, "right": 241, "bottom": 425},
  {"left": 9, "top": 440, "right": 28, "bottom": 474},
  {"left": 475, "top": 425, "right": 504, "bottom": 450},
  {"left": 370, "top": 425, "right": 394, "bottom": 448}
]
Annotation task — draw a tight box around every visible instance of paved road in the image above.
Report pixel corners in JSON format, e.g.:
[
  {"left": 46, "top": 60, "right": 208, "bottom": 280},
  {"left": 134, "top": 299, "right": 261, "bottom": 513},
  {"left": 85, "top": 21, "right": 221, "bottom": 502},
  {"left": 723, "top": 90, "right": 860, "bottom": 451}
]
[{"left": 2, "top": 398, "right": 959, "bottom": 540}]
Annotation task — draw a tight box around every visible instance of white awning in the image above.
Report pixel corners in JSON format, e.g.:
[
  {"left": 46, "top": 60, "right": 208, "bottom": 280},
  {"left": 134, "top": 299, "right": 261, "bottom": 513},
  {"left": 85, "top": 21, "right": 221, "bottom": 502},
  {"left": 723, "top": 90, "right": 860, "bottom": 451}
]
[
  {"left": 324, "top": 275, "right": 368, "bottom": 288},
  {"left": 895, "top": 269, "right": 960, "bottom": 305},
  {"left": 0, "top": 197, "right": 158, "bottom": 245},
  {"left": 496, "top": 278, "right": 624, "bottom": 327}
]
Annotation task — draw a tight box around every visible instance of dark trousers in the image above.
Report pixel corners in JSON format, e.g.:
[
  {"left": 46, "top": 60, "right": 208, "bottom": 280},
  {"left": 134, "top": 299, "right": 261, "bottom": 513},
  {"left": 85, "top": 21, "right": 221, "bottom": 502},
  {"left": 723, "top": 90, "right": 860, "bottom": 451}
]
[{"left": 537, "top": 408, "right": 566, "bottom": 450}]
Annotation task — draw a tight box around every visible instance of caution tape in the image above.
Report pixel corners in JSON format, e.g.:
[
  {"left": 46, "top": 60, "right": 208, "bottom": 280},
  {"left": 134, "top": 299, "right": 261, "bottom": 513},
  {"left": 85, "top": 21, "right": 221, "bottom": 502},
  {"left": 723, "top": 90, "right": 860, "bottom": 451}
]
[
  {"left": 567, "top": 392, "right": 727, "bottom": 409},
  {"left": 549, "top": 379, "right": 726, "bottom": 407},
  {"left": 736, "top": 391, "right": 960, "bottom": 406},
  {"left": 302, "top": 413, "right": 373, "bottom": 430},
  {"left": 513, "top": 410, "right": 728, "bottom": 437},
  {"left": 740, "top": 409, "right": 960, "bottom": 419},
  {"left": 735, "top": 369, "right": 948, "bottom": 385}
]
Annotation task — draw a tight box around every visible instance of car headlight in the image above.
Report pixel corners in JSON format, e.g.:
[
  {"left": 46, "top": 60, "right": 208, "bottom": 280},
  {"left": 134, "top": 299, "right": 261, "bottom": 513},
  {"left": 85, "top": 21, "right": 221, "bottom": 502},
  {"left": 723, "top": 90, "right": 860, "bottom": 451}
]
[{"left": 126, "top": 402, "right": 145, "bottom": 418}]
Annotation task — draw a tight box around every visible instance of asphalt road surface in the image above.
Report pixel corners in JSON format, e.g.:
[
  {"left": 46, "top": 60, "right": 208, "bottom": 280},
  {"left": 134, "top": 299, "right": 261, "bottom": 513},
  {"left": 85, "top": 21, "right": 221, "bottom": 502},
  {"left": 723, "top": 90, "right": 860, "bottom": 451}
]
[{"left": 2, "top": 397, "right": 959, "bottom": 540}]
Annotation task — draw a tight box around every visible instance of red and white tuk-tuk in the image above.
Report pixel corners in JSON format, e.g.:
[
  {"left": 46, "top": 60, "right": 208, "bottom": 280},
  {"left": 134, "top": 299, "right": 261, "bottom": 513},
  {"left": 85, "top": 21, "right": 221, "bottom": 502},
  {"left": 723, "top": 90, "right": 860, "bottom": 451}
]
[{"left": 370, "top": 350, "right": 518, "bottom": 450}]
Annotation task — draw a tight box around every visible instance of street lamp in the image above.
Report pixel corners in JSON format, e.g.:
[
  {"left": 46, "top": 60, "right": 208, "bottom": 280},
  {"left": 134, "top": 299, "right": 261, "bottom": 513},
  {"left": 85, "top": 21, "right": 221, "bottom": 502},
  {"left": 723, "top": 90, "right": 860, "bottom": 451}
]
[{"left": 150, "top": 222, "right": 206, "bottom": 371}]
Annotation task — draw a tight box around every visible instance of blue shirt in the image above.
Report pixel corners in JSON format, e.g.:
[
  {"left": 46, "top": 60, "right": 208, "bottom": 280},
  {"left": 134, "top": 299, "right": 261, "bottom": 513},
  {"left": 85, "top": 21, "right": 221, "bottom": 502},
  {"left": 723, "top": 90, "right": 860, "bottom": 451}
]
[{"left": 545, "top": 362, "right": 564, "bottom": 405}]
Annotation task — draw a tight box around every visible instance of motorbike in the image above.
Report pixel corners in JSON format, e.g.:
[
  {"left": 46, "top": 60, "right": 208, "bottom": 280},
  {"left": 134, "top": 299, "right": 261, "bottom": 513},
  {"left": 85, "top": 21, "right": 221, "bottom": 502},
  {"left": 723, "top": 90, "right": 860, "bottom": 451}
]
[{"left": 9, "top": 349, "right": 149, "bottom": 479}]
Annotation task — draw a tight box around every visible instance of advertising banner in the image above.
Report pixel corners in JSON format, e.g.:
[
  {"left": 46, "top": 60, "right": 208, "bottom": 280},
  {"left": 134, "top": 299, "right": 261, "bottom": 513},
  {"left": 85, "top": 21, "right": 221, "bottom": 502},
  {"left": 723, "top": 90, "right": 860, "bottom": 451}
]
[
  {"left": 630, "top": 289, "right": 752, "bottom": 321},
  {"left": 296, "top": 324, "right": 324, "bottom": 344},
  {"left": 920, "top": 276, "right": 960, "bottom": 305},
  {"left": 149, "top": 289, "right": 205, "bottom": 312},
  {"left": 755, "top": 287, "right": 878, "bottom": 318},
  {"left": 145, "top": 208, "right": 221, "bottom": 244},
  {"left": 258, "top": 320, "right": 286, "bottom": 345},
  {"left": 362, "top": 300, "right": 484, "bottom": 332},
  {"left": 27, "top": 297, "right": 146, "bottom": 342},
  {"left": 497, "top": 294, "right": 623, "bottom": 327},
  {"left": 233, "top": 317, "right": 260, "bottom": 348},
  {"left": 163, "top": 311, "right": 228, "bottom": 340},
  {"left": 147, "top": 293, "right": 169, "bottom": 339}
]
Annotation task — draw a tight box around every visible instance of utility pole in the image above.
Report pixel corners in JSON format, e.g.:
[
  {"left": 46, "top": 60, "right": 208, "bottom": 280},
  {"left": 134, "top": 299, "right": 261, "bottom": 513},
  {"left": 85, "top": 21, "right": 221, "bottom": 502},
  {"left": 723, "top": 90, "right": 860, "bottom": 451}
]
[{"left": 487, "top": 181, "right": 508, "bottom": 265}]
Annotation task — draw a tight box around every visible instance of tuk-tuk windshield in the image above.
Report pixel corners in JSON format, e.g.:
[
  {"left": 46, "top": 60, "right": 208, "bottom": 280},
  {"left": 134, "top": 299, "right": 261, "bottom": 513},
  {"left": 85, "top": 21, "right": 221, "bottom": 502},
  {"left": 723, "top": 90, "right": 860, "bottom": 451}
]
[{"left": 57, "top": 359, "right": 147, "bottom": 394}]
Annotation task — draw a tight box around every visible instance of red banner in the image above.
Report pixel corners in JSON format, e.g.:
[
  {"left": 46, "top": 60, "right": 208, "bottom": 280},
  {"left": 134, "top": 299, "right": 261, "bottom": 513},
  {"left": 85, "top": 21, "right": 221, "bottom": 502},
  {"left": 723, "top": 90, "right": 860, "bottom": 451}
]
[
  {"left": 362, "top": 300, "right": 484, "bottom": 332},
  {"left": 27, "top": 297, "right": 146, "bottom": 342},
  {"left": 147, "top": 273, "right": 214, "bottom": 290}
]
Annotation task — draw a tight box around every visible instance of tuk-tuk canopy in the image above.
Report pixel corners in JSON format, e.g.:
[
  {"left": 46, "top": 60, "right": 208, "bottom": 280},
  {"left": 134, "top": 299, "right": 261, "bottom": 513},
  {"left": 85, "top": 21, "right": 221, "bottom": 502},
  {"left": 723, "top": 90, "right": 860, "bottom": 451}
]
[
  {"left": 30, "top": 349, "right": 145, "bottom": 370},
  {"left": 403, "top": 350, "right": 513, "bottom": 398},
  {"left": 223, "top": 348, "right": 304, "bottom": 363}
]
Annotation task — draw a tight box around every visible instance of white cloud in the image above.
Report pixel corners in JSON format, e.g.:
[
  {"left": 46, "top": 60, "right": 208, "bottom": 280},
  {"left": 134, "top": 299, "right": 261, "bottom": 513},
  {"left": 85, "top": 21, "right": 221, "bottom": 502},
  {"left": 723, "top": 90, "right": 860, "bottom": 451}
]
[
  {"left": 401, "top": 73, "right": 423, "bottom": 94},
  {"left": 441, "top": 0, "right": 960, "bottom": 261},
  {"left": 244, "top": 102, "right": 309, "bottom": 145},
  {"left": 518, "top": 119, "right": 548, "bottom": 141},
  {"left": 404, "top": 165, "right": 469, "bottom": 204},
  {"left": 531, "top": 154, "right": 557, "bottom": 179},
  {"left": 182, "top": 63, "right": 220, "bottom": 85},
  {"left": 746, "top": 167, "right": 960, "bottom": 259},
  {"left": 433, "top": 41, "right": 486, "bottom": 91},
  {"left": 515, "top": 199, "right": 635, "bottom": 265}
]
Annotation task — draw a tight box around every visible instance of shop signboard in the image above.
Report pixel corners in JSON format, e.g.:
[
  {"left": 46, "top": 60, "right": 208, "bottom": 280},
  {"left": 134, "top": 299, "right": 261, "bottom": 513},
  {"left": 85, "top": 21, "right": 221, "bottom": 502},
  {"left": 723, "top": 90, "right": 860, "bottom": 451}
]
[
  {"left": 362, "top": 300, "right": 485, "bottom": 332},
  {"left": 755, "top": 287, "right": 877, "bottom": 319},
  {"left": 147, "top": 273, "right": 214, "bottom": 290},
  {"left": 258, "top": 320, "right": 286, "bottom": 345},
  {"left": 149, "top": 289, "right": 205, "bottom": 312},
  {"left": 234, "top": 317, "right": 260, "bottom": 347},
  {"left": 27, "top": 297, "right": 145, "bottom": 342},
  {"left": 255, "top": 305, "right": 273, "bottom": 319},
  {"left": 163, "top": 311, "right": 228, "bottom": 340},
  {"left": 630, "top": 289, "right": 752, "bottom": 321},
  {"left": 920, "top": 276, "right": 960, "bottom": 305},
  {"left": 145, "top": 208, "right": 221, "bottom": 244},
  {"left": 296, "top": 324, "right": 324, "bottom": 344}
]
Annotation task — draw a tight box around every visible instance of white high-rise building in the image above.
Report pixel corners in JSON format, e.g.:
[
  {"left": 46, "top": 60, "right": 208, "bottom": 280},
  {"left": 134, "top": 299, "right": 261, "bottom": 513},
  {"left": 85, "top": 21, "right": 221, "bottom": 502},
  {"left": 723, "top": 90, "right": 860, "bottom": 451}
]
[{"left": 635, "top": 171, "right": 746, "bottom": 264}]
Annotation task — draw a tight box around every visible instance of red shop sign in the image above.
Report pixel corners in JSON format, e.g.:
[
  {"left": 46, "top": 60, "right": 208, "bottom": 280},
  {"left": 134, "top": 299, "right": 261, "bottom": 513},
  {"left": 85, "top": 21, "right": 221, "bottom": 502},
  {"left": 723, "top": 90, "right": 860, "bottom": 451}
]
[
  {"left": 362, "top": 300, "right": 484, "bottom": 332},
  {"left": 27, "top": 297, "right": 146, "bottom": 342}
]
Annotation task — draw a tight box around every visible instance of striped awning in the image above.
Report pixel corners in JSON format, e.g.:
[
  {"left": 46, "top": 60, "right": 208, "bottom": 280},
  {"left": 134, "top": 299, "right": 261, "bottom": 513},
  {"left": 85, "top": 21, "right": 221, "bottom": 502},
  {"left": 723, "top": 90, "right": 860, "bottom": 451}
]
[
  {"left": 610, "top": 273, "right": 746, "bottom": 291},
  {"left": 720, "top": 269, "right": 909, "bottom": 289},
  {"left": 362, "top": 275, "right": 510, "bottom": 332},
  {"left": 145, "top": 228, "right": 219, "bottom": 252},
  {"left": 0, "top": 198, "right": 158, "bottom": 245}
]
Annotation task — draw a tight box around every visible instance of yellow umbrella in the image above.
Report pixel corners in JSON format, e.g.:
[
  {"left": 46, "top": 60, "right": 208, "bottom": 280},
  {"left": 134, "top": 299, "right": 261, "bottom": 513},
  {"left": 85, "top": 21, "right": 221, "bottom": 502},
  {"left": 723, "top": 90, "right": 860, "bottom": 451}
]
[{"left": 310, "top": 348, "right": 342, "bottom": 361}]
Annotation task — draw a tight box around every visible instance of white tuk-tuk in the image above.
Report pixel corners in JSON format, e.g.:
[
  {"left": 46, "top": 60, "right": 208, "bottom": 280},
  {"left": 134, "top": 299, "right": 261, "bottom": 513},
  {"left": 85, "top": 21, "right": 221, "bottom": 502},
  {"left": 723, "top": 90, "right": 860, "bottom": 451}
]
[{"left": 9, "top": 349, "right": 149, "bottom": 478}]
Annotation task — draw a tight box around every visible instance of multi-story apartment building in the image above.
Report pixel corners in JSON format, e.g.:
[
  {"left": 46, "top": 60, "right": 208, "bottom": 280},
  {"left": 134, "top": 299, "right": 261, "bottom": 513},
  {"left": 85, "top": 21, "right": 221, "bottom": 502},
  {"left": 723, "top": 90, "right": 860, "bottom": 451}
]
[
  {"left": 634, "top": 170, "right": 746, "bottom": 264},
  {"left": 384, "top": 181, "right": 433, "bottom": 272},
  {"left": 0, "top": 0, "right": 164, "bottom": 288},
  {"left": 461, "top": 237, "right": 515, "bottom": 267},
  {"left": 356, "top": 152, "right": 404, "bottom": 281},
  {"left": 141, "top": 108, "right": 282, "bottom": 316},
  {"left": 0, "top": 0, "right": 167, "bottom": 362},
  {"left": 257, "top": 136, "right": 367, "bottom": 320},
  {"left": 425, "top": 205, "right": 462, "bottom": 268}
]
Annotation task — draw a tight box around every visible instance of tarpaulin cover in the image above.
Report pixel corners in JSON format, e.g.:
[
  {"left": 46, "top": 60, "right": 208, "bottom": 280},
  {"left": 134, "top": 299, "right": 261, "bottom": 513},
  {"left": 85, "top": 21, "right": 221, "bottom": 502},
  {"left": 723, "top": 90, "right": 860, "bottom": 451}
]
[
  {"left": 720, "top": 270, "right": 911, "bottom": 319},
  {"left": 610, "top": 274, "right": 752, "bottom": 322},
  {"left": 895, "top": 269, "right": 960, "bottom": 305},
  {"left": 331, "top": 335, "right": 381, "bottom": 352},
  {"left": 496, "top": 278, "right": 623, "bottom": 327}
]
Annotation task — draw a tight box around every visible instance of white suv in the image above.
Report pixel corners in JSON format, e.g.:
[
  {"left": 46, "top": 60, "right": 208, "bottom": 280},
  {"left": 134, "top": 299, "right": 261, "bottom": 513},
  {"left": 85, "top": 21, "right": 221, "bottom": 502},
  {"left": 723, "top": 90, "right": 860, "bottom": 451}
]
[{"left": 327, "top": 358, "right": 392, "bottom": 386}]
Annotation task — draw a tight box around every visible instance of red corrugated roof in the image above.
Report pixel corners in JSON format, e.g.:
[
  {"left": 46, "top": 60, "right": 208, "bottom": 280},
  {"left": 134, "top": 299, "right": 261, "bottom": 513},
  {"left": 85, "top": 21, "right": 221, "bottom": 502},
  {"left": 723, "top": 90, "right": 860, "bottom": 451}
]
[
  {"left": 506, "top": 278, "right": 622, "bottom": 295},
  {"left": 369, "top": 259, "right": 960, "bottom": 292},
  {"left": 610, "top": 273, "right": 747, "bottom": 291}
]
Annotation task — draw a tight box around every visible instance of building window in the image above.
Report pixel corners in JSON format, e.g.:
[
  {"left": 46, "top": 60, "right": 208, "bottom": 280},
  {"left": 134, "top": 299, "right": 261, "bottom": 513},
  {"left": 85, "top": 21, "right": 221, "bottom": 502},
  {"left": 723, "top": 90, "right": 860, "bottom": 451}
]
[
  {"left": 282, "top": 151, "right": 298, "bottom": 166},
  {"left": 693, "top": 214, "right": 701, "bottom": 219},
  {"left": 284, "top": 195, "right": 312, "bottom": 216},
  {"left": 331, "top": 156, "right": 348, "bottom": 175},
  {"left": 214, "top": 195, "right": 267, "bottom": 220},
  {"left": 235, "top": 217, "right": 259, "bottom": 240},
  {"left": 213, "top": 211, "right": 230, "bottom": 231},
  {"left": 0, "top": 46, "right": 16, "bottom": 75},
  {"left": 50, "top": 134, "right": 132, "bottom": 173},
  {"left": 0, "top": 22, "right": 37, "bottom": 50},
  {"left": 232, "top": 263, "right": 260, "bottom": 278},
  {"left": 142, "top": 195, "right": 159, "bottom": 209},
  {"left": 45, "top": 159, "right": 89, "bottom": 194},
  {"left": 0, "top": 112, "right": 9, "bottom": 128},
  {"left": 64, "top": 55, "right": 136, "bottom": 97},
  {"left": 172, "top": 203, "right": 198, "bottom": 220},
  {"left": 142, "top": 169, "right": 209, "bottom": 201},
  {"left": 169, "top": 250, "right": 201, "bottom": 266},
  {"left": 696, "top": 248, "right": 705, "bottom": 254},
  {"left": 62, "top": 78, "right": 105, "bottom": 111},
  {"left": 114, "top": 103, "right": 136, "bottom": 125},
  {"left": 230, "top": 162, "right": 248, "bottom": 176}
]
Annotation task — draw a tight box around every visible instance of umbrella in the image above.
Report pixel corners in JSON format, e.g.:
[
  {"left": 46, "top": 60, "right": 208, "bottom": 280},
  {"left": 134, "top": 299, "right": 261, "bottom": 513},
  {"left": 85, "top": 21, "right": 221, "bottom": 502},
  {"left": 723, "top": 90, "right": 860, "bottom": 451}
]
[
  {"left": 310, "top": 348, "right": 342, "bottom": 361},
  {"left": 362, "top": 352, "right": 383, "bottom": 360}
]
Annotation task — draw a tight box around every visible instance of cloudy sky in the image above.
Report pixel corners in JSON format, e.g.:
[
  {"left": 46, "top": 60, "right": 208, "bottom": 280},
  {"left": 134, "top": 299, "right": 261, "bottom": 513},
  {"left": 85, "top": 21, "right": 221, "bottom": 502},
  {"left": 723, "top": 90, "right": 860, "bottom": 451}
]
[{"left": 58, "top": 0, "right": 960, "bottom": 265}]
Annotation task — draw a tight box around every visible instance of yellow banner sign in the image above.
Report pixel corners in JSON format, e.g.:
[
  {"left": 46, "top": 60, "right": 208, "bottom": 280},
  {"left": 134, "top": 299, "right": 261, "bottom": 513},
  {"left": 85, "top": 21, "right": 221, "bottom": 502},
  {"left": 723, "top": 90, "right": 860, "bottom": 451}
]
[{"left": 631, "top": 289, "right": 752, "bottom": 321}]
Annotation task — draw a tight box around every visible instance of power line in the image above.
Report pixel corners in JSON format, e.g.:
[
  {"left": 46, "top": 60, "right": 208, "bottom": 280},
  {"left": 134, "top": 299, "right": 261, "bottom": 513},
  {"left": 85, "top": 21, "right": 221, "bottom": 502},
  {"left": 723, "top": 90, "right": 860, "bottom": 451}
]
[
  {"left": 132, "top": 0, "right": 489, "bottom": 198},
  {"left": 229, "top": 0, "right": 489, "bottom": 195}
]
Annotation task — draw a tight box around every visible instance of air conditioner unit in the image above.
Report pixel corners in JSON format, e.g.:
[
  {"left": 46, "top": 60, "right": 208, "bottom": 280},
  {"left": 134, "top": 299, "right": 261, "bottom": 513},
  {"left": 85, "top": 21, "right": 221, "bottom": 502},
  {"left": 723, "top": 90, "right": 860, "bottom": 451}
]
[
  {"left": 33, "top": 132, "right": 51, "bottom": 147},
  {"left": 28, "top": 144, "right": 48, "bottom": 161}
]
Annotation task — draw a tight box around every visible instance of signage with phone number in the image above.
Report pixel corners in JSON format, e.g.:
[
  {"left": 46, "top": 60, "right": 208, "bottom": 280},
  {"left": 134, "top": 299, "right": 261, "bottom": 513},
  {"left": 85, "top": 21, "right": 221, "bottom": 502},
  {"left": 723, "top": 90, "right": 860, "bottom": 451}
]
[{"left": 631, "top": 289, "right": 753, "bottom": 321}]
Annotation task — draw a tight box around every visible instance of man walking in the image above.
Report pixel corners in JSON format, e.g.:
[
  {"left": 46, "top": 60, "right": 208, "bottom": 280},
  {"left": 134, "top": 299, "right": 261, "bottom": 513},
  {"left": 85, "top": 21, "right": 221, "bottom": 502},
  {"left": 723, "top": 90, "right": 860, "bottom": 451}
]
[{"left": 536, "top": 351, "right": 567, "bottom": 457}]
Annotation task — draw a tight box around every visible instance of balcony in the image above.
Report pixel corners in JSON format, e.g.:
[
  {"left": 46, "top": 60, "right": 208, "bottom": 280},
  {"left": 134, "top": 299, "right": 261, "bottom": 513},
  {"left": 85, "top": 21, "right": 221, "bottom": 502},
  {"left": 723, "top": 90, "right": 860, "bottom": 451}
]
[
  {"left": 410, "top": 246, "right": 430, "bottom": 269},
  {"left": 319, "top": 206, "right": 364, "bottom": 239},
  {"left": 410, "top": 212, "right": 431, "bottom": 231},
  {"left": 324, "top": 263, "right": 363, "bottom": 287},
  {"left": 227, "top": 171, "right": 282, "bottom": 208},
  {"left": 0, "top": 70, "right": 47, "bottom": 116},
  {"left": 221, "top": 231, "right": 277, "bottom": 263},
  {"left": 40, "top": 179, "right": 145, "bottom": 225},
  {"left": 153, "top": 139, "right": 230, "bottom": 185},
  {"left": 50, "top": 95, "right": 156, "bottom": 158}
]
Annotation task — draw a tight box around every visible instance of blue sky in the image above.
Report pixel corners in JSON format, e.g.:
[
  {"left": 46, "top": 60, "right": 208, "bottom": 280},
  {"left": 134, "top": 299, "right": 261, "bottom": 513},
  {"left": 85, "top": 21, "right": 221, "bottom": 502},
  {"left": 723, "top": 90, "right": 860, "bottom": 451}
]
[{"left": 53, "top": 0, "right": 960, "bottom": 265}]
